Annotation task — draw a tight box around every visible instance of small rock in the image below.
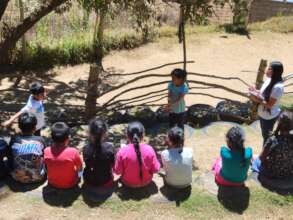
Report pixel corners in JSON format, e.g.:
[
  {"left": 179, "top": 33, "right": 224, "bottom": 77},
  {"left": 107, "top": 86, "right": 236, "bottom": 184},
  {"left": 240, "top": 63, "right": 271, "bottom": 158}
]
[
  {"left": 124, "top": 106, "right": 156, "bottom": 128},
  {"left": 155, "top": 106, "right": 169, "bottom": 123},
  {"left": 216, "top": 101, "right": 252, "bottom": 124},
  {"left": 107, "top": 124, "right": 128, "bottom": 149},
  {"left": 187, "top": 104, "right": 219, "bottom": 128}
]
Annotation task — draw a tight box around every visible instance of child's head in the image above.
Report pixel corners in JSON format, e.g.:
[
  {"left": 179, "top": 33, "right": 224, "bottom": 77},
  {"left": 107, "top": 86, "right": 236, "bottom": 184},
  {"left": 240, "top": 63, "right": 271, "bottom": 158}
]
[
  {"left": 275, "top": 111, "right": 293, "bottom": 136},
  {"left": 226, "top": 126, "right": 245, "bottom": 151},
  {"left": 226, "top": 127, "right": 246, "bottom": 166},
  {"left": 127, "top": 121, "right": 145, "bottom": 143},
  {"left": 127, "top": 121, "right": 145, "bottom": 181},
  {"left": 171, "top": 68, "right": 187, "bottom": 87},
  {"left": 89, "top": 118, "right": 107, "bottom": 149},
  {"left": 51, "top": 122, "right": 70, "bottom": 145},
  {"left": 167, "top": 126, "right": 184, "bottom": 148},
  {"left": 30, "top": 82, "right": 45, "bottom": 101},
  {"left": 18, "top": 112, "right": 37, "bottom": 135}
]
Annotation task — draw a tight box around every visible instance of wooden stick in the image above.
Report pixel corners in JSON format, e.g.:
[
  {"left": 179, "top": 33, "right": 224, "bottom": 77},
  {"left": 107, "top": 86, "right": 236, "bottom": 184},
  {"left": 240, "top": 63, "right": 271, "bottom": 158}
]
[{"left": 105, "top": 61, "right": 195, "bottom": 77}]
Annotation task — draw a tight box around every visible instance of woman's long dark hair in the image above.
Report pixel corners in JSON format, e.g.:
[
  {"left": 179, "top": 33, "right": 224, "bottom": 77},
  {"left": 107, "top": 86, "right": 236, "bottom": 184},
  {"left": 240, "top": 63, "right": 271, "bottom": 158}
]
[
  {"left": 263, "top": 61, "right": 284, "bottom": 102},
  {"left": 168, "top": 126, "right": 184, "bottom": 153},
  {"left": 127, "top": 121, "right": 145, "bottom": 181},
  {"left": 226, "top": 127, "right": 246, "bottom": 167},
  {"left": 89, "top": 118, "right": 107, "bottom": 153}
]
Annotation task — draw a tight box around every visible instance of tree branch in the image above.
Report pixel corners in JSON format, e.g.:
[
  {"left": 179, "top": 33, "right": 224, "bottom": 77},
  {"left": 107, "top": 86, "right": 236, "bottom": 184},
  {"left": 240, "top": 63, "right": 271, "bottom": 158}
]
[
  {"left": 0, "top": 0, "right": 10, "bottom": 21},
  {"left": 106, "top": 61, "right": 195, "bottom": 77}
]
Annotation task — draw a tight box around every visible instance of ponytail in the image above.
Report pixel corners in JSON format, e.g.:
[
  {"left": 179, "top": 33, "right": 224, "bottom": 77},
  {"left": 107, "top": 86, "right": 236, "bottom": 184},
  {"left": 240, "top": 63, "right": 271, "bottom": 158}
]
[
  {"left": 127, "top": 121, "right": 145, "bottom": 182},
  {"left": 167, "top": 126, "right": 184, "bottom": 153},
  {"left": 133, "top": 134, "right": 143, "bottom": 181},
  {"left": 226, "top": 127, "right": 246, "bottom": 167},
  {"left": 89, "top": 118, "right": 107, "bottom": 154}
]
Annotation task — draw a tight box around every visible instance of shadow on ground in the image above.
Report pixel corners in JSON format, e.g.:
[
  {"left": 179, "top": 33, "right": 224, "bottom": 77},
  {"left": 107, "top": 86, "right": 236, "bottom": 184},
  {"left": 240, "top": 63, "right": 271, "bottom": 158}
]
[
  {"left": 42, "top": 184, "right": 81, "bottom": 207},
  {"left": 116, "top": 181, "right": 158, "bottom": 201},
  {"left": 217, "top": 185, "right": 250, "bottom": 214}
]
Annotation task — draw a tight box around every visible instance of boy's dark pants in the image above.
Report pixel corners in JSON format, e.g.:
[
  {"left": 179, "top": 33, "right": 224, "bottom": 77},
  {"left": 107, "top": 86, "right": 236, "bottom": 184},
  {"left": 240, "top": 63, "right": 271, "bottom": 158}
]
[{"left": 169, "top": 112, "right": 186, "bottom": 129}]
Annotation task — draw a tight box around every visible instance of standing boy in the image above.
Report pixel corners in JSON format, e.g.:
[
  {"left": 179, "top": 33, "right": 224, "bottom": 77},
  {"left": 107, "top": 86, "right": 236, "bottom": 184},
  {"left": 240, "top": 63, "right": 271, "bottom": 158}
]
[{"left": 166, "top": 69, "right": 189, "bottom": 129}]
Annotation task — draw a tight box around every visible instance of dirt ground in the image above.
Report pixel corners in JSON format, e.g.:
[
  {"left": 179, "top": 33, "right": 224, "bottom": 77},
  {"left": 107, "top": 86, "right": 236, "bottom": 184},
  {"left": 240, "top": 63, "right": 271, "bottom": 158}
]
[{"left": 0, "top": 32, "right": 293, "bottom": 219}]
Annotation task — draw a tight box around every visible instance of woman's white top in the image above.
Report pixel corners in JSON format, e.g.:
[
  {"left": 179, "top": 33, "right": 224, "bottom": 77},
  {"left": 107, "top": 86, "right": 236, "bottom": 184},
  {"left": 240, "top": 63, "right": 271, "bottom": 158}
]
[{"left": 258, "top": 78, "right": 284, "bottom": 120}]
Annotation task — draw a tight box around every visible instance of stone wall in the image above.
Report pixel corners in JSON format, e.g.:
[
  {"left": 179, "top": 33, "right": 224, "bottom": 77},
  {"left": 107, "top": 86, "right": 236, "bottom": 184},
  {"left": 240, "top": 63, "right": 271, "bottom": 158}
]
[
  {"left": 210, "top": 0, "right": 293, "bottom": 24},
  {"left": 249, "top": 0, "right": 293, "bottom": 22}
]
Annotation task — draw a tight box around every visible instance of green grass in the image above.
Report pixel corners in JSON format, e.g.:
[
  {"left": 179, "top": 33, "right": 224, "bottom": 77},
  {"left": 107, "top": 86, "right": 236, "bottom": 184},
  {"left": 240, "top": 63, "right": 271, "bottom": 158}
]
[
  {"left": 13, "top": 15, "right": 293, "bottom": 69},
  {"left": 280, "top": 94, "right": 293, "bottom": 111},
  {"left": 5, "top": 184, "right": 293, "bottom": 219},
  {"left": 158, "top": 25, "right": 223, "bottom": 38},
  {"left": 249, "top": 16, "right": 293, "bottom": 33}
]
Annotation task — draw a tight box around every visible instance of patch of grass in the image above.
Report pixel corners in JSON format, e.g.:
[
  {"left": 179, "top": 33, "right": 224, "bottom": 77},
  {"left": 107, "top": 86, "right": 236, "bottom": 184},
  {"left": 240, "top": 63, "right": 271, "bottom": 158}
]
[
  {"left": 280, "top": 95, "right": 293, "bottom": 111},
  {"left": 180, "top": 188, "right": 228, "bottom": 218},
  {"left": 249, "top": 16, "right": 293, "bottom": 33},
  {"left": 16, "top": 29, "right": 144, "bottom": 70},
  {"left": 158, "top": 25, "right": 222, "bottom": 38}
]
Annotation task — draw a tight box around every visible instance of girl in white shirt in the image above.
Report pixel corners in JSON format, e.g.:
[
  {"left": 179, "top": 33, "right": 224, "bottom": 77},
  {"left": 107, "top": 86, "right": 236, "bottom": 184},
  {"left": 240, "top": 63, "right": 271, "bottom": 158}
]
[
  {"left": 161, "top": 126, "right": 193, "bottom": 188},
  {"left": 249, "top": 61, "right": 284, "bottom": 146}
]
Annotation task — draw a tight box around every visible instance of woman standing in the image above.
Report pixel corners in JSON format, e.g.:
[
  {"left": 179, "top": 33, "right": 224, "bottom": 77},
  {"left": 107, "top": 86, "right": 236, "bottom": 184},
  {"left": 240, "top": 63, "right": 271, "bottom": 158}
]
[{"left": 249, "top": 61, "right": 285, "bottom": 146}]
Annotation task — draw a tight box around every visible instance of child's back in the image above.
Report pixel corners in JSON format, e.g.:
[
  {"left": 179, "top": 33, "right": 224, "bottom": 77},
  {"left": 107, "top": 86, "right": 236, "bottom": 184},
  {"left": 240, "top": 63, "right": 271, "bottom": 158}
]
[
  {"left": 83, "top": 142, "right": 115, "bottom": 187},
  {"left": 115, "top": 143, "right": 160, "bottom": 187},
  {"left": 44, "top": 122, "right": 82, "bottom": 189},
  {"left": 0, "top": 137, "right": 9, "bottom": 179},
  {"left": 44, "top": 145, "right": 82, "bottom": 189},
  {"left": 161, "top": 147, "right": 193, "bottom": 188},
  {"left": 8, "top": 113, "right": 46, "bottom": 184},
  {"left": 220, "top": 146, "right": 252, "bottom": 183},
  {"left": 213, "top": 127, "right": 252, "bottom": 186}
]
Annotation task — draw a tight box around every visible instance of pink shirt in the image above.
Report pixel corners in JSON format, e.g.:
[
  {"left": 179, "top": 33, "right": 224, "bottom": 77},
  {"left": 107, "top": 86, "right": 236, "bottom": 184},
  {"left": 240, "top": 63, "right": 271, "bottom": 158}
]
[{"left": 114, "top": 143, "right": 160, "bottom": 187}]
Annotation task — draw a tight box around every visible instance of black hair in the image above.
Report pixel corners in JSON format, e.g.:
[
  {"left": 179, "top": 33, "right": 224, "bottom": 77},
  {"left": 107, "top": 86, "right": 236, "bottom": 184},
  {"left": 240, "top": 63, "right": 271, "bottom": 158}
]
[
  {"left": 274, "top": 111, "right": 293, "bottom": 139},
  {"left": 30, "top": 82, "right": 45, "bottom": 95},
  {"left": 263, "top": 61, "right": 283, "bottom": 102},
  {"left": 18, "top": 112, "right": 37, "bottom": 134},
  {"left": 51, "top": 122, "right": 70, "bottom": 144},
  {"left": 171, "top": 68, "right": 187, "bottom": 80},
  {"left": 168, "top": 126, "right": 184, "bottom": 153},
  {"left": 226, "top": 127, "right": 246, "bottom": 167},
  {"left": 89, "top": 118, "right": 107, "bottom": 153},
  {"left": 127, "top": 121, "right": 145, "bottom": 181}
]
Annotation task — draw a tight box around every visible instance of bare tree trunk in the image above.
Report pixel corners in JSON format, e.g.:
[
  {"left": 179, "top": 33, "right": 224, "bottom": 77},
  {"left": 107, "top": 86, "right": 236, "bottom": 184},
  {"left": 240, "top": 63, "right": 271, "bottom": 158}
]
[
  {"left": 250, "top": 59, "right": 267, "bottom": 121},
  {"left": 18, "top": 0, "right": 26, "bottom": 63},
  {"left": 0, "top": 0, "right": 68, "bottom": 65},
  {"left": 0, "top": 0, "right": 10, "bottom": 21},
  {"left": 85, "top": 10, "right": 106, "bottom": 121}
]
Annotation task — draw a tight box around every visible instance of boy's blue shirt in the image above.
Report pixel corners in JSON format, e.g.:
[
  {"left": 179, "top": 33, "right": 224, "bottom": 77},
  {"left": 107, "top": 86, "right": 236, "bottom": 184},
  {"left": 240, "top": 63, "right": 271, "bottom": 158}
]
[{"left": 168, "top": 82, "right": 189, "bottom": 113}]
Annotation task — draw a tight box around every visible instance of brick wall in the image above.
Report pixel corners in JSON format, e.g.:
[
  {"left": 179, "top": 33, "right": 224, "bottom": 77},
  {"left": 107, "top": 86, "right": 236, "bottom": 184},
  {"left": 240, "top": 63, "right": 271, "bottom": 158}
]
[
  {"left": 210, "top": 0, "right": 293, "bottom": 24},
  {"left": 249, "top": 0, "right": 293, "bottom": 22},
  {"left": 210, "top": 4, "right": 233, "bottom": 24}
]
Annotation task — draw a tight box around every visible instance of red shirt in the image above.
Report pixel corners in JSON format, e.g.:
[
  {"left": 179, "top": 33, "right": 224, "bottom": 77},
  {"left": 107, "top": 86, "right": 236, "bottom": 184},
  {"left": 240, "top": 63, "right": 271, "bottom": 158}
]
[{"left": 44, "top": 145, "right": 82, "bottom": 189}]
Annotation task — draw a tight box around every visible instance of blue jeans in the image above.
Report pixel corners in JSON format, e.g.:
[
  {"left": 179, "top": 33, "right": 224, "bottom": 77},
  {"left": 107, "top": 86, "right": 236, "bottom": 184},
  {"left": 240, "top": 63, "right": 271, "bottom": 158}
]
[{"left": 259, "top": 116, "right": 278, "bottom": 147}]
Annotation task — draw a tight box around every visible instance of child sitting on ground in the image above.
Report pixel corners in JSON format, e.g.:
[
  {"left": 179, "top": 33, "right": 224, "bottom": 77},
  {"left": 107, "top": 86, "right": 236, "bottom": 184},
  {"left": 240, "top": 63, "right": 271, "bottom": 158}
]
[
  {"left": 83, "top": 119, "right": 115, "bottom": 188},
  {"left": 44, "top": 122, "right": 82, "bottom": 189},
  {"left": 2, "top": 82, "right": 48, "bottom": 136},
  {"left": 212, "top": 127, "right": 252, "bottom": 186},
  {"left": 114, "top": 121, "right": 160, "bottom": 188},
  {"left": 0, "top": 137, "right": 10, "bottom": 180},
  {"left": 8, "top": 112, "right": 46, "bottom": 184},
  {"left": 166, "top": 69, "right": 189, "bottom": 129},
  {"left": 161, "top": 126, "right": 193, "bottom": 188},
  {"left": 252, "top": 111, "right": 293, "bottom": 180}
]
